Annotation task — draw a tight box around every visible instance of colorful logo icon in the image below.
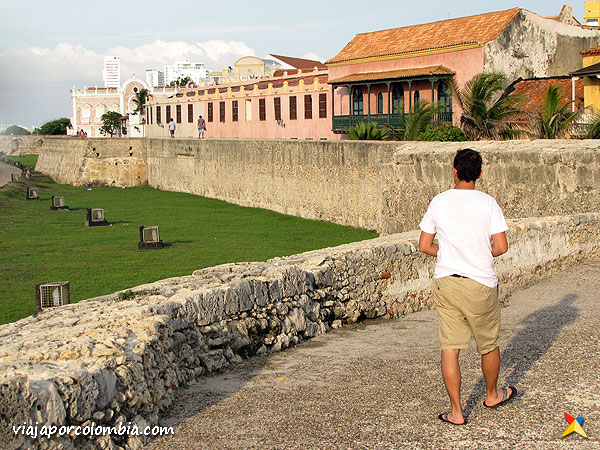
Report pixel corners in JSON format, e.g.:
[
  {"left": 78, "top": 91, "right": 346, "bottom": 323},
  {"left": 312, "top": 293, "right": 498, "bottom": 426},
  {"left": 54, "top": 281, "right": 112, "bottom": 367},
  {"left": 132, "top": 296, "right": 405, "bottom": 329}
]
[{"left": 562, "top": 413, "right": 587, "bottom": 438}]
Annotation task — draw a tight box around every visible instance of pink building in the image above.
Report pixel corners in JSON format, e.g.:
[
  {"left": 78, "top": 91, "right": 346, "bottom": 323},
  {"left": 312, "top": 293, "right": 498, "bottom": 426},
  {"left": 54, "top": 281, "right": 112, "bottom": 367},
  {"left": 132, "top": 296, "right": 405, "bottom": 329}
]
[
  {"left": 326, "top": 6, "right": 600, "bottom": 133},
  {"left": 146, "top": 68, "right": 334, "bottom": 140}
]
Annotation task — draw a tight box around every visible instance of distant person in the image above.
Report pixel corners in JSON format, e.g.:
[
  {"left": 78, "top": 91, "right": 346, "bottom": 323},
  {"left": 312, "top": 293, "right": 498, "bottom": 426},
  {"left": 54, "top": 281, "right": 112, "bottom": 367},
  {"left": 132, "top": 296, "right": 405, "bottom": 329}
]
[
  {"left": 418, "top": 148, "right": 514, "bottom": 426},
  {"left": 168, "top": 118, "right": 175, "bottom": 138},
  {"left": 197, "top": 115, "right": 206, "bottom": 138}
]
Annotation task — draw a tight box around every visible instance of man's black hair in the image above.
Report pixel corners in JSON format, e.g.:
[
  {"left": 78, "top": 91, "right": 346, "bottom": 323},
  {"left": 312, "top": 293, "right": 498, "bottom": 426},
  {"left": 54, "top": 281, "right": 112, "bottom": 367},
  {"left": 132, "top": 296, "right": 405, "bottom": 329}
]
[{"left": 453, "top": 149, "right": 482, "bottom": 182}]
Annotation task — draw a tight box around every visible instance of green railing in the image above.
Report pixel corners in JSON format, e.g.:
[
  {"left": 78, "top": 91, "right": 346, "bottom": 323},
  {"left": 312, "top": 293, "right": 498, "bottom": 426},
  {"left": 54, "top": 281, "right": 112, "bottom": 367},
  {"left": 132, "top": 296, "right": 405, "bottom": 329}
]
[{"left": 333, "top": 111, "right": 453, "bottom": 132}]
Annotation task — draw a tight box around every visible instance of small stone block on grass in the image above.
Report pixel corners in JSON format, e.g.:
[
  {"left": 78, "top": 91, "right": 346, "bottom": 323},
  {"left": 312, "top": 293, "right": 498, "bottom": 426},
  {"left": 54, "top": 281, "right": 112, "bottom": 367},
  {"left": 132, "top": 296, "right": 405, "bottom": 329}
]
[
  {"left": 35, "top": 281, "right": 70, "bottom": 311},
  {"left": 85, "top": 208, "right": 108, "bottom": 227},
  {"left": 50, "top": 196, "right": 69, "bottom": 210},
  {"left": 26, "top": 187, "right": 39, "bottom": 200},
  {"left": 138, "top": 225, "right": 163, "bottom": 250}
]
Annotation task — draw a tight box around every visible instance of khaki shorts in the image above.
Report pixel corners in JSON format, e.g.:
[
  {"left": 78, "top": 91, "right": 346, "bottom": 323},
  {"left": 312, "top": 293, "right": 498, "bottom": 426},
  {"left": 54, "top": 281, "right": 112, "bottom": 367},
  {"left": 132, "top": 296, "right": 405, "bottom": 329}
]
[{"left": 433, "top": 276, "right": 500, "bottom": 354}]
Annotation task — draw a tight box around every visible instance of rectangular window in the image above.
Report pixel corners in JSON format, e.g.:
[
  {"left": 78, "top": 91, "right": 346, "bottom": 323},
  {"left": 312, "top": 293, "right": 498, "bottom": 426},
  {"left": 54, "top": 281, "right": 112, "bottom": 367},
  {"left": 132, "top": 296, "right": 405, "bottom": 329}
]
[
  {"left": 166, "top": 105, "right": 171, "bottom": 123},
  {"left": 319, "top": 93, "right": 327, "bottom": 118},
  {"left": 176, "top": 104, "right": 182, "bottom": 123},
  {"left": 304, "top": 94, "right": 312, "bottom": 119},
  {"left": 274, "top": 97, "right": 281, "bottom": 121},
  {"left": 149, "top": 107, "right": 153, "bottom": 125},
  {"left": 289, "top": 96, "right": 297, "bottom": 120},
  {"left": 219, "top": 101, "right": 225, "bottom": 122},
  {"left": 245, "top": 99, "right": 252, "bottom": 121},
  {"left": 232, "top": 100, "right": 238, "bottom": 122},
  {"left": 156, "top": 106, "right": 162, "bottom": 124},
  {"left": 259, "top": 98, "right": 266, "bottom": 121},
  {"left": 207, "top": 102, "right": 213, "bottom": 122},
  {"left": 188, "top": 104, "right": 194, "bottom": 123}
]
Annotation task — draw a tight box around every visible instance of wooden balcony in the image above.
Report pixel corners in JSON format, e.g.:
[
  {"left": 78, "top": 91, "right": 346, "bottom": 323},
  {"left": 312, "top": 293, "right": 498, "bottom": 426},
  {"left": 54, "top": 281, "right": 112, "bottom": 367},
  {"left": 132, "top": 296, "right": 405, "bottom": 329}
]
[{"left": 332, "top": 111, "right": 453, "bottom": 133}]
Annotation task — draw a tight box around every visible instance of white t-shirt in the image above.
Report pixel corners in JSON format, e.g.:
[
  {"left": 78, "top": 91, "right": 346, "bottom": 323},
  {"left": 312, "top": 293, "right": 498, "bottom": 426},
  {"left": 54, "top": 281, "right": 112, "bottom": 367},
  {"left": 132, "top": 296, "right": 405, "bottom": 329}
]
[{"left": 419, "top": 189, "right": 508, "bottom": 287}]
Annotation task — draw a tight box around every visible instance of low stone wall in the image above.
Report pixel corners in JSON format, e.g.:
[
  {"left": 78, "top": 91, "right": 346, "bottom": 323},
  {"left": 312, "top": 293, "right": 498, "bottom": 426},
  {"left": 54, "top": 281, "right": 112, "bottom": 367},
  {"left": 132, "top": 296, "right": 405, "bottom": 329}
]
[
  {"left": 34, "top": 137, "right": 148, "bottom": 187},
  {"left": 0, "top": 135, "right": 45, "bottom": 156},
  {"left": 0, "top": 213, "right": 597, "bottom": 450}
]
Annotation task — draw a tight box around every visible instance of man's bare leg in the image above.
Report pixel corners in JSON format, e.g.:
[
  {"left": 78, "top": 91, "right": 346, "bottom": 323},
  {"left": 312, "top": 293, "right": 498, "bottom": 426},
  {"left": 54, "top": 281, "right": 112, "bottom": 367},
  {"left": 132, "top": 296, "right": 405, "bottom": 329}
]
[
  {"left": 441, "top": 349, "right": 465, "bottom": 424},
  {"left": 481, "top": 346, "right": 512, "bottom": 406}
]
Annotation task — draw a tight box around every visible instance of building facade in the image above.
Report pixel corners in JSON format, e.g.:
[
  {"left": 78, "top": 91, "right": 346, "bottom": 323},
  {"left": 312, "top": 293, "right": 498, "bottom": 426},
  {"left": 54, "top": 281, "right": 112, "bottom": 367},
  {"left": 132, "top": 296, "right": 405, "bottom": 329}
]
[
  {"left": 164, "top": 60, "right": 210, "bottom": 85},
  {"left": 70, "top": 75, "right": 177, "bottom": 137},
  {"left": 326, "top": 6, "right": 600, "bottom": 133},
  {"left": 146, "top": 68, "right": 333, "bottom": 139},
  {"left": 103, "top": 56, "right": 120, "bottom": 88},
  {"left": 145, "top": 70, "right": 165, "bottom": 88}
]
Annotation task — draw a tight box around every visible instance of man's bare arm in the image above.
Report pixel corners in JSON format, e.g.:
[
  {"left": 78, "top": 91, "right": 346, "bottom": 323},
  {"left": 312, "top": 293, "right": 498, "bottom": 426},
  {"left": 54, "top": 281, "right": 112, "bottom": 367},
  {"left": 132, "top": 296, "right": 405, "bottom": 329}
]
[
  {"left": 491, "top": 231, "right": 508, "bottom": 257},
  {"left": 419, "top": 231, "right": 438, "bottom": 257}
]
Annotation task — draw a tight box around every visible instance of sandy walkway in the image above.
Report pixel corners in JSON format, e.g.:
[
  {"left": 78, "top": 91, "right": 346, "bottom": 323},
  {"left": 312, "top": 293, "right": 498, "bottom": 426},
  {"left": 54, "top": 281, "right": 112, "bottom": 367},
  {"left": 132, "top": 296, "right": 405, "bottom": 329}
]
[
  {"left": 145, "top": 261, "right": 600, "bottom": 450},
  {"left": 0, "top": 162, "right": 21, "bottom": 187}
]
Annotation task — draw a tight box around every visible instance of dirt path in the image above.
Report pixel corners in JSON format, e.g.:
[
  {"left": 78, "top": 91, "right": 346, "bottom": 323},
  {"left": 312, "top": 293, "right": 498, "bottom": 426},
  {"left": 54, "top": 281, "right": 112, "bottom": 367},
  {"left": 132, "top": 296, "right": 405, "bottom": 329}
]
[
  {"left": 145, "top": 260, "right": 600, "bottom": 450},
  {"left": 0, "top": 162, "right": 21, "bottom": 187}
]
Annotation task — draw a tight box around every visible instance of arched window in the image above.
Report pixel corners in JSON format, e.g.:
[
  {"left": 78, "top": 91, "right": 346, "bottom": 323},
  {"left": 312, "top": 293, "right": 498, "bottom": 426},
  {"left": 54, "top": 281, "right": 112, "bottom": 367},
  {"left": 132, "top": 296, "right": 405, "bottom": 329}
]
[
  {"left": 352, "top": 87, "right": 363, "bottom": 115},
  {"left": 414, "top": 90, "right": 420, "bottom": 105},
  {"left": 377, "top": 93, "right": 383, "bottom": 114},
  {"left": 392, "top": 85, "right": 404, "bottom": 114},
  {"left": 438, "top": 81, "right": 451, "bottom": 110}
]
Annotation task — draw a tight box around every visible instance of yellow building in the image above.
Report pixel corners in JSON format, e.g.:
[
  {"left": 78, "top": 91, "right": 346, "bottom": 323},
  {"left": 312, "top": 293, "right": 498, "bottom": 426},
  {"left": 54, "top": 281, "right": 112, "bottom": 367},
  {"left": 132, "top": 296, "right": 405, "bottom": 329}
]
[
  {"left": 584, "top": 1, "right": 600, "bottom": 26},
  {"left": 571, "top": 46, "right": 600, "bottom": 110}
]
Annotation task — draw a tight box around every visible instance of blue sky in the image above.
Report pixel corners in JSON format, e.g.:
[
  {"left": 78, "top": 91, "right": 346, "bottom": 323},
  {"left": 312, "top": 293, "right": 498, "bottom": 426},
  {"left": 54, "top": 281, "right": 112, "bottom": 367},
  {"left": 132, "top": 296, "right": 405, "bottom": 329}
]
[{"left": 0, "top": 1, "right": 586, "bottom": 128}]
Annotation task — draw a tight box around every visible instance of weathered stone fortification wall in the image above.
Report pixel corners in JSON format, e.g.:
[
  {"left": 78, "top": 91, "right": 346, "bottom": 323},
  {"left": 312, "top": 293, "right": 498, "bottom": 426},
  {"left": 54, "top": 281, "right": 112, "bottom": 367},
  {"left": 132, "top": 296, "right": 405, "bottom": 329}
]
[
  {"left": 0, "top": 135, "right": 45, "bottom": 156},
  {"left": 0, "top": 136, "right": 148, "bottom": 187},
  {"left": 0, "top": 214, "right": 598, "bottom": 450},
  {"left": 147, "top": 139, "right": 600, "bottom": 234},
  {"left": 15, "top": 137, "right": 600, "bottom": 234}
]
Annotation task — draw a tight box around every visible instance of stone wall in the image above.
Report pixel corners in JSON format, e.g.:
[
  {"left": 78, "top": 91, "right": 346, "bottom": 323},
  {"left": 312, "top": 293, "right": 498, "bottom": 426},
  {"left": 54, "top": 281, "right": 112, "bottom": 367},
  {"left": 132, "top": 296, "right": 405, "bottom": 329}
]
[
  {"left": 30, "top": 137, "right": 147, "bottom": 187},
  {"left": 147, "top": 138, "right": 600, "bottom": 234},
  {"left": 0, "top": 213, "right": 598, "bottom": 450},
  {"left": 0, "top": 135, "right": 45, "bottom": 156},
  {"left": 7, "top": 136, "right": 600, "bottom": 234}
]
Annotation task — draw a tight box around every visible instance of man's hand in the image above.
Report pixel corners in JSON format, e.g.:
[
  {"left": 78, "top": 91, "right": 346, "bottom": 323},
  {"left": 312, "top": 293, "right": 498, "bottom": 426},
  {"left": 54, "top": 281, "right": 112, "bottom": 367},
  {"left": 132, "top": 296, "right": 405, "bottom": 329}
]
[
  {"left": 491, "top": 232, "right": 508, "bottom": 257},
  {"left": 419, "top": 231, "right": 439, "bottom": 257}
]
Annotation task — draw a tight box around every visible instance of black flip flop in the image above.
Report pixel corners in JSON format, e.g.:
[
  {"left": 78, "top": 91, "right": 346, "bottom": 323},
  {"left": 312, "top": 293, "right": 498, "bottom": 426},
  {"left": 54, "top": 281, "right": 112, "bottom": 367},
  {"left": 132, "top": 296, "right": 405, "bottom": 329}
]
[
  {"left": 483, "top": 386, "right": 517, "bottom": 408},
  {"left": 438, "top": 412, "right": 467, "bottom": 425}
]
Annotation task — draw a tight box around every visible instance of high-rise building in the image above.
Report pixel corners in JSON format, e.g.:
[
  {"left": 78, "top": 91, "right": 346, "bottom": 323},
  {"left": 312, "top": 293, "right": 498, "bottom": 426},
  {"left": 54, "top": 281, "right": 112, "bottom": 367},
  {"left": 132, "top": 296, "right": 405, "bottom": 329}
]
[
  {"left": 164, "top": 60, "right": 210, "bottom": 85},
  {"left": 103, "top": 56, "right": 120, "bottom": 88},
  {"left": 145, "top": 69, "right": 165, "bottom": 87}
]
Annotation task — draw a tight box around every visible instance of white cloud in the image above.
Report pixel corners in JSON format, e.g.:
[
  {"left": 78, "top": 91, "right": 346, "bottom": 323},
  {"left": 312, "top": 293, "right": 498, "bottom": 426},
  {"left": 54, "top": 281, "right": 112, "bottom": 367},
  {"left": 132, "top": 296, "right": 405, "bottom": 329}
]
[{"left": 0, "top": 39, "right": 256, "bottom": 126}]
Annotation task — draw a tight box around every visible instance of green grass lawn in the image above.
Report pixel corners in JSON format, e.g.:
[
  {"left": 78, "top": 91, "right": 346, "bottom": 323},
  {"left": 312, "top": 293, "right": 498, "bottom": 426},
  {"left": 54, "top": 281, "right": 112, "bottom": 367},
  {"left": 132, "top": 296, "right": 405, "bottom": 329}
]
[{"left": 0, "top": 156, "right": 378, "bottom": 324}]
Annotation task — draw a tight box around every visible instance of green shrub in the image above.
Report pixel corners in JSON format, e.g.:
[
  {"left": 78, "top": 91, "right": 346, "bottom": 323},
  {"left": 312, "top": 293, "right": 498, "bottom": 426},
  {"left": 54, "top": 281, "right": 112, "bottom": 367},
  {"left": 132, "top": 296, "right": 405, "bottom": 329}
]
[
  {"left": 418, "top": 123, "right": 467, "bottom": 141},
  {"left": 348, "top": 122, "right": 389, "bottom": 140}
]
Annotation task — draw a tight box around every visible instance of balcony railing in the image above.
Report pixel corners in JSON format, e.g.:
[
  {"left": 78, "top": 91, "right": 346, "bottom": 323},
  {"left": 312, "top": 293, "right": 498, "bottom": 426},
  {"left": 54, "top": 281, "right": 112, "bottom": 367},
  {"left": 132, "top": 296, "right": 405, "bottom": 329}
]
[{"left": 332, "top": 111, "right": 453, "bottom": 132}]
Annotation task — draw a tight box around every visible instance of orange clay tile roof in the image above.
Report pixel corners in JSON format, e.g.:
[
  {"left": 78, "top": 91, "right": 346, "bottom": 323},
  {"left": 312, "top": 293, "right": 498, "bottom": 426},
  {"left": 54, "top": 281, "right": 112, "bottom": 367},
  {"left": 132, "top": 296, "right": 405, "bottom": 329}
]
[
  {"left": 581, "top": 46, "right": 600, "bottom": 56},
  {"left": 509, "top": 77, "right": 584, "bottom": 112},
  {"left": 270, "top": 54, "right": 327, "bottom": 69},
  {"left": 329, "top": 65, "right": 455, "bottom": 84},
  {"left": 327, "top": 8, "right": 521, "bottom": 64}
]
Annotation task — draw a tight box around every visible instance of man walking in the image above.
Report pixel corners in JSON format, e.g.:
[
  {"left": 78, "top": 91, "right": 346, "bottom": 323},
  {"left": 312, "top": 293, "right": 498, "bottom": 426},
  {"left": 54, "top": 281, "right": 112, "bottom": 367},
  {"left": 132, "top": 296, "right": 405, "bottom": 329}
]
[
  {"left": 168, "top": 118, "right": 176, "bottom": 138},
  {"left": 197, "top": 115, "right": 206, "bottom": 138},
  {"left": 418, "top": 149, "right": 515, "bottom": 426}
]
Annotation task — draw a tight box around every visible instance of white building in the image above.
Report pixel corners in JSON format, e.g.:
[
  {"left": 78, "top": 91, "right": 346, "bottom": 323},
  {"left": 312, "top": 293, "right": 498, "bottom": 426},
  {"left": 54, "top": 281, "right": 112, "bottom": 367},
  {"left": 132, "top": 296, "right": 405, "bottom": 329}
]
[
  {"left": 145, "top": 69, "right": 165, "bottom": 87},
  {"left": 164, "top": 60, "right": 210, "bottom": 85},
  {"left": 103, "top": 56, "right": 120, "bottom": 88},
  {"left": 70, "top": 75, "right": 177, "bottom": 138}
]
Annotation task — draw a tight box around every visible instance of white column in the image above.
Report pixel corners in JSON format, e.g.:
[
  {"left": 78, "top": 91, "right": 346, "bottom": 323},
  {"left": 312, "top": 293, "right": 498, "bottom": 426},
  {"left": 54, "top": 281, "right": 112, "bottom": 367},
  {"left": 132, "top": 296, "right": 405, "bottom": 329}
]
[
  {"left": 572, "top": 76, "right": 579, "bottom": 112},
  {"left": 71, "top": 88, "right": 78, "bottom": 134}
]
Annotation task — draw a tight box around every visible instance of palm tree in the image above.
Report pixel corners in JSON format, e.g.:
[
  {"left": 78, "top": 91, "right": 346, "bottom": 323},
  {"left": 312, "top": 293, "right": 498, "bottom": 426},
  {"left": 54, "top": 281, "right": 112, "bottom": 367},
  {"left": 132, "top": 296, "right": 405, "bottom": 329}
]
[
  {"left": 384, "top": 100, "right": 444, "bottom": 140},
  {"left": 131, "top": 88, "right": 150, "bottom": 115},
  {"left": 452, "top": 72, "right": 526, "bottom": 140},
  {"left": 532, "top": 85, "right": 580, "bottom": 139}
]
